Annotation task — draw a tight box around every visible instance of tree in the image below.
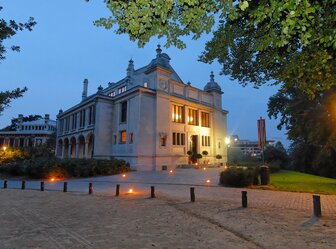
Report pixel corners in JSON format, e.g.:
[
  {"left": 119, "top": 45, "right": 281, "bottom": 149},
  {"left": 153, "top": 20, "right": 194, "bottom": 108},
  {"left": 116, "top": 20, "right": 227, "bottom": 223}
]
[
  {"left": 264, "top": 142, "right": 288, "bottom": 168},
  {"left": 0, "top": 88, "right": 28, "bottom": 115},
  {"left": 268, "top": 87, "right": 336, "bottom": 177},
  {"left": 93, "top": 0, "right": 336, "bottom": 95},
  {"left": 0, "top": 6, "right": 35, "bottom": 115}
]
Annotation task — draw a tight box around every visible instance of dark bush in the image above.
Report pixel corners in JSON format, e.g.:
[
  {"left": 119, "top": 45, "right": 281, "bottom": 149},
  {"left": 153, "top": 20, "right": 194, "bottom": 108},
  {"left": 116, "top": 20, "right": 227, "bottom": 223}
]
[
  {"left": 220, "top": 167, "right": 257, "bottom": 187},
  {"left": 0, "top": 155, "right": 130, "bottom": 179}
]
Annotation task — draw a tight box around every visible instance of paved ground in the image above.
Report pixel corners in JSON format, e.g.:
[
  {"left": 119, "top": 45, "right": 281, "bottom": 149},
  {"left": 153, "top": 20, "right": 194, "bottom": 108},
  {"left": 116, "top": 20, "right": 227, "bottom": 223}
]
[
  {"left": 1, "top": 169, "right": 336, "bottom": 248},
  {"left": 2, "top": 168, "right": 336, "bottom": 217}
]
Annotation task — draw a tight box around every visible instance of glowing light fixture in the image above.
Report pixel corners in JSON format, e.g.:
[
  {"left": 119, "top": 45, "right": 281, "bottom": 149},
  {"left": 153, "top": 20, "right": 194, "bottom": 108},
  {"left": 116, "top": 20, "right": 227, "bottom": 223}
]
[
  {"left": 169, "top": 169, "right": 173, "bottom": 173},
  {"left": 3, "top": 146, "right": 7, "bottom": 151},
  {"left": 128, "top": 188, "right": 133, "bottom": 194},
  {"left": 203, "top": 167, "right": 206, "bottom": 171},
  {"left": 206, "top": 179, "right": 211, "bottom": 183},
  {"left": 50, "top": 178, "right": 55, "bottom": 182},
  {"left": 122, "top": 174, "right": 126, "bottom": 178}
]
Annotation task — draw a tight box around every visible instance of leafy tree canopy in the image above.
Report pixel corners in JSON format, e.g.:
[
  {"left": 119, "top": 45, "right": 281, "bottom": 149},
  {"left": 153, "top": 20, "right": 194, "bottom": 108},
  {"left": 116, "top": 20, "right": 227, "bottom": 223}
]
[
  {"left": 93, "top": 0, "right": 335, "bottom": 95},
  {"left": 0, "top": 6, "right": 35, "bottom": 114},
  {"left": 268, "top": 87, "right": 336, "bottom": 177},
  {"left": 0, "top": 88, "right": 27, "bottom": 115},
  {"left": 0, "top": 6, "right": 36, "bottom": 61}
]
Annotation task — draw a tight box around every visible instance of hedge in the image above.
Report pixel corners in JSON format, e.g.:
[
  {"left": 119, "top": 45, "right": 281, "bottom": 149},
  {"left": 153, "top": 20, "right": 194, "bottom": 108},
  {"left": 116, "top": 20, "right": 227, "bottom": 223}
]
[{"left": 0, "top": 157, "right": 130, "bottom": 179}]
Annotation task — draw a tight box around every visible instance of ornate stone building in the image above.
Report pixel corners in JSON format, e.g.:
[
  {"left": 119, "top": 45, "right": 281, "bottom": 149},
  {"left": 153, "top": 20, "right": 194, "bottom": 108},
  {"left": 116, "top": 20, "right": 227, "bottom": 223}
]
[
  {"left": 0, "top": 114, "right": 56, "bottom": 148},
  {"left": 56, "top": 46, "right": 228, "bottom": 170}
]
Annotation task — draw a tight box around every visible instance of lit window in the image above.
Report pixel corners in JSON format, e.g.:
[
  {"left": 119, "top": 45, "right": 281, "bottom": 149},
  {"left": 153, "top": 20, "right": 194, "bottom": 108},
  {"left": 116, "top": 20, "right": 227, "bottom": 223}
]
[
  {"left": 172, "top": 132, "right": 185, "bottom": 146},
  {"left": 144, "top": 82, "right": 148, "bottom": 88},
  {"left": 172, "top": 105, "right": 184, "bottom": 123},
  {"left": 202, "top": 136, "right": 211, "bottom": 147},
  {"left": 120, "top": 130, "right": 127, "bottom": 143},
  {"left": 201, "top": 112, "right": 210, "bottom": 127},
  {"left": 188, "top": 109, "right": 198, "bottom": 125}
]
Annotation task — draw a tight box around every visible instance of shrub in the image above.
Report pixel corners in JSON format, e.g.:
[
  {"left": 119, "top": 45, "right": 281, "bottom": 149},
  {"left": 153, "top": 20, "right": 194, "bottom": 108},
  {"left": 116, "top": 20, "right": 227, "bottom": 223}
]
[
  {"left": 220, "top": 167, "right": 257, "bottom": 187},
  {"left": 0, "top": 155, "right": 130, "bottom": 179}
]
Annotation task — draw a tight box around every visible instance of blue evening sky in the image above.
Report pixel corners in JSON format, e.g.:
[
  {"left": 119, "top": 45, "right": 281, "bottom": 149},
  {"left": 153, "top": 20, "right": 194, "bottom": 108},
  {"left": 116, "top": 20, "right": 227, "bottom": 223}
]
[{"left": 0, "top": 0, "right": 289, "bottom": 147}]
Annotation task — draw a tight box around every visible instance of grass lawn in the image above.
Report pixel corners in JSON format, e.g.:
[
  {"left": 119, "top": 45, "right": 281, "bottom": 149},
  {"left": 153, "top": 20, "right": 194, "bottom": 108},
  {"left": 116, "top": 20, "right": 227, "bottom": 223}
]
[{"left": 270, "top": 170, "right": 336, "bottom": 195}]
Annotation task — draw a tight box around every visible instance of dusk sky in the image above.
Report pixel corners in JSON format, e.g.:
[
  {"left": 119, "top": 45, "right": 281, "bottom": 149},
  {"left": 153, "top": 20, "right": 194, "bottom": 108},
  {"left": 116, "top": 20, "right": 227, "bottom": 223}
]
[{"left": 0, "top": 0, "right": 288, "bottom": 146}]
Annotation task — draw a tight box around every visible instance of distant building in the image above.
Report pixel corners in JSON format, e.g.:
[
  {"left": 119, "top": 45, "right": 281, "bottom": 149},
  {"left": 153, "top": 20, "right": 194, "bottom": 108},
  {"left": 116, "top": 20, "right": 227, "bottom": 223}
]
[
  {"left": 56, "top": 46, "right": 228, "bottom": 170},
  {"left": 0, "top": 114, "right": 57, "bottom": 148},
  {"left": 230, "top": 135, "right": 274, "bottom": 157}
]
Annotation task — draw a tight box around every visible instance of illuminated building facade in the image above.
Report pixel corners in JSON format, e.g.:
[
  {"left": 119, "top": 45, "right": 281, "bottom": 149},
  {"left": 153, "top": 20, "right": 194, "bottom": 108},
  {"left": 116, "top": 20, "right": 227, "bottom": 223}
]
[{"left": 56, "top": 46, "right": 228, "bottom": 170}]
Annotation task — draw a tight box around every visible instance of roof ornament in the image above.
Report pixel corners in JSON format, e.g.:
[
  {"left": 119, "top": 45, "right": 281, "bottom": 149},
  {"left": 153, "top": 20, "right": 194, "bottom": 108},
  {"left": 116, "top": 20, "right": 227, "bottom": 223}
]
[
  {"left": 97, "top": 85, "right": 104, "bottom": 94},
  {"left": 156, "top": 44, "right": 162, "bottom": 57},
  {"left": 210, "top": 71, "right": 215, "bottom": 82},
  {"left": 127, "top": 58, "right": 134, "bottom": 76}
]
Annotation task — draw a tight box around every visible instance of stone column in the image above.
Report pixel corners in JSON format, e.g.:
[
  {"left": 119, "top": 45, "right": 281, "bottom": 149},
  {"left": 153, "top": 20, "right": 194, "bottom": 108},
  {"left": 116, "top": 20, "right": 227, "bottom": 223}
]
[{"left": 75, "top": 142, "right": 79, "bottom": 159}]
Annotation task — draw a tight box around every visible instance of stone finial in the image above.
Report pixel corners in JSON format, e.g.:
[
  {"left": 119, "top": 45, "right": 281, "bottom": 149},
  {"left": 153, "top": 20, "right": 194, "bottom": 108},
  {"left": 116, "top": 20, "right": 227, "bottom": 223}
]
[
  {"left": 156, "top": 44, "right": 162, "bottom": 57},
  {"left": 127, "top": 58, "right": 134, "bottom": 76},
  {"left": 58, "top": 109, "right": 63, "bottom": 115},
  {"left": 187, "top": 81, "right": 191, "bottom": 86},
  {"left": 97, "top": 85, "right": 104, "bottom": 93},
  {"left": 210, "top": 71, "right": 215, "bottom": 82},
  {"left": 82, "top": 79, "right": 88, "bottom": 101}
]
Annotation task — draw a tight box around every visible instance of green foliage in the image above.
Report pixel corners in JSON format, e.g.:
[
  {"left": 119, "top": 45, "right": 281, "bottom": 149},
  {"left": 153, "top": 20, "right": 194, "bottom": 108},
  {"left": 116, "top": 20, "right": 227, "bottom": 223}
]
[
  {"left": 0, "top": 6, "right": 36, "bottom": 61},
  {"left": 201, "top": 150, "right": 208, "bottom": 156},
  {"left": 0, "top": 157, "right": 130, "bottom": 179},
  {"left": 228, "top": 147, "right": 260, "bottom": 166},
  {"left": 0, "top": 147, "right": 30, "bottom": 164},
  {"left": 200, "top": 1, "right": 336, "bottom": 96},
  {"left": 268, "top": 87, "right": 336, "bottom": 178},
  {"left": 187, "top": 150, "right": 193, "bottom": 156},
  {"left": 0, "top": 6, "right": 35, "bottom": 115},
  {"left": 215, "top": 154, "right": 222, "bottom": 159},
  {"left": 0, "top": 88, "right": 28, "bottom": 115},
  {"left": 0, "top": 147, "right": 130, "bottom": 178},
  {"left": 219, "top": 167, "right": 257, "bottom": 187},
  {"left": 91, "top": 0, "right": 222, "bottom": 48},
  {"left": 264, "top": 142, "right": 288, "bottom": 168}
]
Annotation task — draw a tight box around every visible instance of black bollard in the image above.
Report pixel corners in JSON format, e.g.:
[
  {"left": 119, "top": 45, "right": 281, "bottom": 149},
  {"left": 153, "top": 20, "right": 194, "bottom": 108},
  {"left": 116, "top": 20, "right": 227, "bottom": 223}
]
[
  {"left": 313, "top": 195, "right": 322, "bottom": 217},
  {"left": 63, "top": 182, "right": 68, "bottom": 192},
  {"left": 40, "top": 182, "right": 44, "bottom": 191},
  {"left": 21, "top": 180, "right": 26, "bottom": 190},
  {"left": 242, "top": 191, "right": 247, "bottom": 208},
  {"left": 3, "top": 180, "right": 7, "bottom": 189},
  {"left": 190, "top": 187, "right": 195, "bottom": 202},
  {"left": 116, "top": 184, "right": 120, "bottom": 196},
  {"left": 89, "top": 183, "right": 93, "bottom": 194},
  {"left": 151, "top": 186, "right": 155, "bottom": 198}
]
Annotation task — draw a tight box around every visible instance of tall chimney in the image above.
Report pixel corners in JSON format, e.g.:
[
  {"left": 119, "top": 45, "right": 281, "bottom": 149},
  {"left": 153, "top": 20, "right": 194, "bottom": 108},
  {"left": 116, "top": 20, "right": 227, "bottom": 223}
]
[{"left": 82, "top": 79, "right": 88, "bottom": 100}]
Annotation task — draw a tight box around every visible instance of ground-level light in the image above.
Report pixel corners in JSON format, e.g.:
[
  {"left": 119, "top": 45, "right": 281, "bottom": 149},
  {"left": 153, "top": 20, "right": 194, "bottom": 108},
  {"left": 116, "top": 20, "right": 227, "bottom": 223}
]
[
  {"left": 122, "top": 174, "right": 126, "bottom": 178},
  {"left": 206, "top": 179, "right": 211, "bottom": 183},
  {"left": 128, "top": 188, "right": 133, "bottom": 194}
]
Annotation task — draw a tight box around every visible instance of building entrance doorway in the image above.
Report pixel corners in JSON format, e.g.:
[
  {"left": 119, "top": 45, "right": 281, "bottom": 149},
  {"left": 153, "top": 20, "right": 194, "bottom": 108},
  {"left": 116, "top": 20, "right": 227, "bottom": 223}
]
[{"left": 191, "top": 135, "right": 198, "bottom": 163}]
